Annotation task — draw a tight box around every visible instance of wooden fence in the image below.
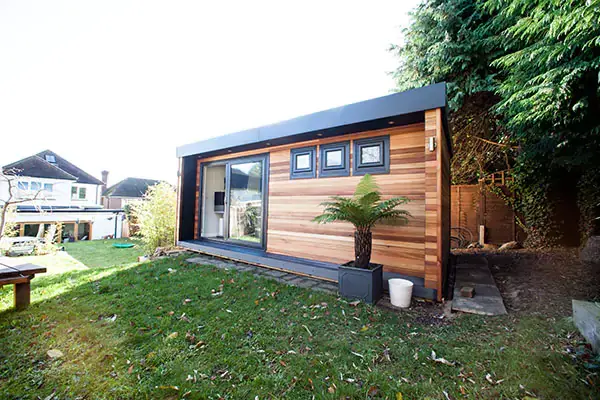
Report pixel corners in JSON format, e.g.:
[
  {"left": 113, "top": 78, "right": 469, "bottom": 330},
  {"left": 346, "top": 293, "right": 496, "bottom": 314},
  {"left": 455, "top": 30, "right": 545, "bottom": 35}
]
[{"left": 451, "top": 184, "right": 526, "bottom": 245}]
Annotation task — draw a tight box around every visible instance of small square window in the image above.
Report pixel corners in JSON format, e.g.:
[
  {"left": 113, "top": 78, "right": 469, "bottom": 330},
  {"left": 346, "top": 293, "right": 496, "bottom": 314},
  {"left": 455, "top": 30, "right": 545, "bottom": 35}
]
[
  {"left": 290, "top": 146, "right": 316, "bottom": 179},
  {"left": 295, "top": 154, "right": 311, "bottom": 170},
  {"left": 18, "top": 181, "right": 29, "bottom": 190},
  {"left": 43, "top": 183, "right": 53, "bottom": 192},
  {"left": 319, "top": 141, "right": 350, "bottom": 177},
  {"left": 326, "top": 150, "right": 342, "bottom": 167},
  {"left": 353, "top": 135, "right": 390, "bottom": 176},
  {"left": 360, "top": 145, "right": 382, "bottom": 165},
  {"left": 31, "top": 182, "right": 41, "bottom": 191},
  {"left": 44, "top": 154, "right": 56, "bottom": 163}
]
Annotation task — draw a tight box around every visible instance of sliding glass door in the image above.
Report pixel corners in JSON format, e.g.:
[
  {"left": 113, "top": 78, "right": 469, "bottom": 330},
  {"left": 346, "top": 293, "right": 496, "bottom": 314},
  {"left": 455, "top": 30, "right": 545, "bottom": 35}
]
[
  {"left": 228, "top": 160, "right": 264, "bottom": 244},
  {"left": 200, "top": 155, "right": 267, "bottom": 248}
]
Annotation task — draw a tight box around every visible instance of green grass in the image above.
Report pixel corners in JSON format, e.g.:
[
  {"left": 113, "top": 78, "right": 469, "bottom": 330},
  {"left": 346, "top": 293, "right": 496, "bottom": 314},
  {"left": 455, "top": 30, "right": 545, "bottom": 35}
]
[
  {"left": 0, "top": 245, "right": 597, "bottom": 398},
  {"left": 62, "top": 238, "right": 145, "bottom": 268},
  {"left": 2, "top": 239, "right": 144, "bottom": 277}
]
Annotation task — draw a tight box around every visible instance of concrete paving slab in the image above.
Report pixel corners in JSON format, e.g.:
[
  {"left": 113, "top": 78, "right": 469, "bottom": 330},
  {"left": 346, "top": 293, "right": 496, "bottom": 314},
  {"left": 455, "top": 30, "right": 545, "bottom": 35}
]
[
  {"left": 312, "top": 282, "right": 339, "bottom": 294},
  {"left": 261, "top": 269, "right": 287, "bottom": 278},
  {"left": 452, "top": 258, "right": 507, "bottom": 316},
  {"left": 187, "top": 256, "right": 334, "bottom": 293},
  {"left": 287, "top": 277, "right": 318, "bottom": 288},
  {"left": 573, "top": 300, "right": 600, "bottom": 353}
]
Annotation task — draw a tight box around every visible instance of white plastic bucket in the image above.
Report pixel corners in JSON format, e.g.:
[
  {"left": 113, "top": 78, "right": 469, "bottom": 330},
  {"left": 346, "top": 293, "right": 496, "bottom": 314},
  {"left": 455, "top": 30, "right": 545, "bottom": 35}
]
[{"left": 388, "top": 279, "right": 414, "bottom": 308}]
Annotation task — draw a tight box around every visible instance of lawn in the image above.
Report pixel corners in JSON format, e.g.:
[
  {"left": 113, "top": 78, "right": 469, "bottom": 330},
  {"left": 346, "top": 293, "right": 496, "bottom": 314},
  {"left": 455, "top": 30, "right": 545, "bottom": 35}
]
[
  {"left": 0, "top": 244, "right": 597, "bottom": 399},
  {"left": 62, "top": 238, "right": 145, "bottom": 269}
]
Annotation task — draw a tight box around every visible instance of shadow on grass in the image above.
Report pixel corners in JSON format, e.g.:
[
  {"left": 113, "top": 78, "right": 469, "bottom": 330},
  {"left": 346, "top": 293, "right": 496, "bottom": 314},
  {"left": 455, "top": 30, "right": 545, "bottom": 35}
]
[{"left": 0, "top": 256, "right": 596, "bottom": 399}]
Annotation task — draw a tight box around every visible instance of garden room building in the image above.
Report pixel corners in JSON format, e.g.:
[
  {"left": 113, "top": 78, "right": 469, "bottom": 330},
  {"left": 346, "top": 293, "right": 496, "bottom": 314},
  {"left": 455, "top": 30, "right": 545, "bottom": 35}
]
[{"left": 176, "top": 83, "right": 451, "bottom": 301}]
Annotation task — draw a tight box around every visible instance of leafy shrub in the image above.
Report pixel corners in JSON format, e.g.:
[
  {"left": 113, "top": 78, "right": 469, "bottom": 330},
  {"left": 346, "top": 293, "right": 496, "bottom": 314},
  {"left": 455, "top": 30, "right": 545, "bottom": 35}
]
[
  {"left": 242, "top": 205, "right": 260, "bottom": 236},
  {"left": 130, "top": 182, "right": 176, "bottom": 253}
]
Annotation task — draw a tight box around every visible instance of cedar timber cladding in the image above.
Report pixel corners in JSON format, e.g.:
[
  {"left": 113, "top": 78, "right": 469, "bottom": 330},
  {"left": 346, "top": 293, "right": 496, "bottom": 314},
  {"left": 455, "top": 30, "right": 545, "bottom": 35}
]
[
  {"left": 424, "top": 109, "right": 447, "bottom": 300},
  {"left": 267, "top": 124, "right": 426, "bottom": 278}
]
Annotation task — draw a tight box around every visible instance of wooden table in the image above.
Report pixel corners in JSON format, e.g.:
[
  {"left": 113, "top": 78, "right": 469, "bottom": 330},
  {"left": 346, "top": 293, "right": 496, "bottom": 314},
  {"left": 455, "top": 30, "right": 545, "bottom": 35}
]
[{"left": 0, "top": 259, "right": 46, "bottom": 310}]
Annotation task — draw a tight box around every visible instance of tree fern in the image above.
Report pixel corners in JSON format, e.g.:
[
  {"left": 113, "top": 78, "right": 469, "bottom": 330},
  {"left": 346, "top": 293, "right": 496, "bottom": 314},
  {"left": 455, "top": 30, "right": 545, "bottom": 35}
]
[{"left": 313, "top": 174, "right": 411, "bottom": 268}]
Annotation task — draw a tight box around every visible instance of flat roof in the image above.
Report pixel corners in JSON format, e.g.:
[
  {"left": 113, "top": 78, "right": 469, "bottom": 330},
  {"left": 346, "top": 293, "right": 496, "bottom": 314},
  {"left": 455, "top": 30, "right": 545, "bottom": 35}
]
[{"left": 177, "top": 82, "right": 447, "bottom": 158}]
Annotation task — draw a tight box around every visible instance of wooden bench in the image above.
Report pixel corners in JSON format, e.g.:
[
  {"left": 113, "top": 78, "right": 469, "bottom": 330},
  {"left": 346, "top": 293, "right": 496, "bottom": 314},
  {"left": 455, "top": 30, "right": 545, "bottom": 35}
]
[{"left": 0, "top": 261, "right": 47, "bottom": 310}]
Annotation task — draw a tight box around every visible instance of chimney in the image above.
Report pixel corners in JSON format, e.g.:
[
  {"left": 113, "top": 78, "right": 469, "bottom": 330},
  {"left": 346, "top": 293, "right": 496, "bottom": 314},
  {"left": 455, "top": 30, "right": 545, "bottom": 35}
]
[{"left": 101, "top": 170, "right": 109, "bottom": 193}]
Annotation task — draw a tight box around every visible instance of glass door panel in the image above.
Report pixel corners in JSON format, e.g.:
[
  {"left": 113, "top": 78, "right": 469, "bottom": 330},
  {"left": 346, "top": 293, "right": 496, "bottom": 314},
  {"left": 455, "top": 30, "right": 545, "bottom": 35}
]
[{"left": 228, "top": 160, "right": 263, "bottom": 244}]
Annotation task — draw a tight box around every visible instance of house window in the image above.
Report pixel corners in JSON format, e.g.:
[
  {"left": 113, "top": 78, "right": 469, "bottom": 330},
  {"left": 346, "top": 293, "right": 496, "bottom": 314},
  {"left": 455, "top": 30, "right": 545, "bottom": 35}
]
[
  {"left": 43, "top": 183, "right": 53, "bottom": 192},
  {"left": 319, "top": 141, "right": 350, "bottom": 177},
  {"left": 79, "top": 187, "right": 87, "bottom": 199},
  {"left": 44, "top": 154, "right": 56, "bottom": 163},
  {"left": 361, "top": 145, "right": 381, "bottom": 165},
  {"left": 353, "top": 135, "right": 390, "bottom": 175},
  {"left": 290, "top": 146, "right": 316, "bottom": 179},
  {"left": 30, "top": 182, "right": 41, "bottom": 191},
  {"left": 17, "top": 181, "right": 29, "bottom": 190},
  {"left": 71, "top": 186, "right": 78, "bottom": 199}
]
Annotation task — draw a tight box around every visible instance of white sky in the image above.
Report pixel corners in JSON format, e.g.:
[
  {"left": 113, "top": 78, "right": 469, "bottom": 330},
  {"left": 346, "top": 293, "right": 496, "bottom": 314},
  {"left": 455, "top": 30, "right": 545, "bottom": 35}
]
[{"left": 0, "top": 1, "right": 417, "bottom": 186}]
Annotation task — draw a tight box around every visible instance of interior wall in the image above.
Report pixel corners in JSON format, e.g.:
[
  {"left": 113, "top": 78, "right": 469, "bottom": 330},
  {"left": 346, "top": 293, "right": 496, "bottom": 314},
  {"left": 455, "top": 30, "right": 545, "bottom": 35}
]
[{"left": 201, "top": 165, "right": 225, "bottom": 238}]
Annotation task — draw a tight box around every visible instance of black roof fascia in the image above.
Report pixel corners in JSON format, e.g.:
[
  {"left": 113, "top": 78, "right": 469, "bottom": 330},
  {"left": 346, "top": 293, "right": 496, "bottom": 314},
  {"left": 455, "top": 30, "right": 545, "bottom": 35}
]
[{"left": 177, "top": 82, "right": 447, "bottom": 158}]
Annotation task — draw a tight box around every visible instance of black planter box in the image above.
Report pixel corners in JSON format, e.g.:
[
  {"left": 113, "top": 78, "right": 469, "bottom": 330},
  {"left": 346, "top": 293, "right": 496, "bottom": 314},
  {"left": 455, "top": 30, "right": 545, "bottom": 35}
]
[{"left": 338, "top": 262, "right": 383, "bottom": 304}]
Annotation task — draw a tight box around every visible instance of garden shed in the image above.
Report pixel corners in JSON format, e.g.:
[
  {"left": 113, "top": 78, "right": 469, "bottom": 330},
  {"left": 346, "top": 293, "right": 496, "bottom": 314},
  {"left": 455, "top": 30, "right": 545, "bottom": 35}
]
[{"left": 176, "top": 83, "right": 451, "bottom": 300}]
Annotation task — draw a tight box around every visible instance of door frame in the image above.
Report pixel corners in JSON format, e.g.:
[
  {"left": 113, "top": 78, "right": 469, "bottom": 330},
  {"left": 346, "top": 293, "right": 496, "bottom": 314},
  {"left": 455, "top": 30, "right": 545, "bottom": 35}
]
[{"left": 198, "top": 153, "right": 269, "bottom": 250}]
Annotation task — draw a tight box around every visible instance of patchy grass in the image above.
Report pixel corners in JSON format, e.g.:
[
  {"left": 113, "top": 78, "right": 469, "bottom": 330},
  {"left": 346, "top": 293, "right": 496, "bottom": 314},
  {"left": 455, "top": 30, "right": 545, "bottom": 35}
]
[{"left": 0, "top": 255, "right": 596, "bottom": 399}]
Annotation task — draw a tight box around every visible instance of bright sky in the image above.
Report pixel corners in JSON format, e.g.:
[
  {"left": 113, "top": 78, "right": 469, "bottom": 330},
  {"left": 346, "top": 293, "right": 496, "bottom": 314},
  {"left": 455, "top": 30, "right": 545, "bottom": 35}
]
[{"left": 0, "top": 1, "right": 417, "bottom": 186}]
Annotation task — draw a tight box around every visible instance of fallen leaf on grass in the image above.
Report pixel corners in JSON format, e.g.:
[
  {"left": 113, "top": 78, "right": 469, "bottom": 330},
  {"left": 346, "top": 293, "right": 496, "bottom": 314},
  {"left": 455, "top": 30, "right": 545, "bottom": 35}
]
[
  {"left": 302, "top": 325, "right": 313, "bottom": 337},
  {"left": 158, "top": 385, "right": 179, "bottom": 391},
  {"left": 47, "top": 349, "right": 63, "bottom": 359},
  {"left": 430, "top": 350, "right": 456, "bottom": 366},
  {"left": 485, "top": 373, "right": 504, "bottom": 385},
  {"left": 396, "top": 393, "right": 403, "bottom": 400},
  {"left": 349, "top": 300, "right": 360, "bottom": 307},
  {"left": 167, "top": 332, "right": 178, "bottom": 339},
  {"left": 179, "top": 313, "right": 190, "bottom": 322},
  {"left": 127, "top": 364, "right": 134, "bottom": 374},
  {"left": 185, "top": 332, "right": 196, "bottom": 344},
  {"left": 367, "top": 386, "right": 379, "bottom": 397}
]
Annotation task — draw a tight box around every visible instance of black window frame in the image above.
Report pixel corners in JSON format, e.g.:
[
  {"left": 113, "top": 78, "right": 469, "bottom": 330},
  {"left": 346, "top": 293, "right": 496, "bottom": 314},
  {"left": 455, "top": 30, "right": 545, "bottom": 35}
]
[
  {"left": 290, "top": 146, "right": 316, "bottom": 179},
  {"left": 353, "top": 135, "right": 390, "bottom": 176},
  {"left": 319, "top": 141, "right": 350, "bottom": 178}
]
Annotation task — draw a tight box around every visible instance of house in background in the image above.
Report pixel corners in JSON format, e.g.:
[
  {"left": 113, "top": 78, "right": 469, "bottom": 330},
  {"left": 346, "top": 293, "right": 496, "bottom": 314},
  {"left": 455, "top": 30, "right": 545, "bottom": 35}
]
[
  {"left": 100, "top": 174, "right": 160, "bottom": 209},
  {"left": 176, "top": 83, "right": 451, "bottom": 301},
  {"left": 1, "top": 150, "right": 124, "bottom": 241}
]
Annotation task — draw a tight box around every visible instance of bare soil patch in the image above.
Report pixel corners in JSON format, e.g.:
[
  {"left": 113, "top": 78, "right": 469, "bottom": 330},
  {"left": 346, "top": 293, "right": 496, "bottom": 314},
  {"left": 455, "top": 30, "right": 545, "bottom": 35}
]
[{"left": 455, "top": 248, "right": 600, "bottom": 317}]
